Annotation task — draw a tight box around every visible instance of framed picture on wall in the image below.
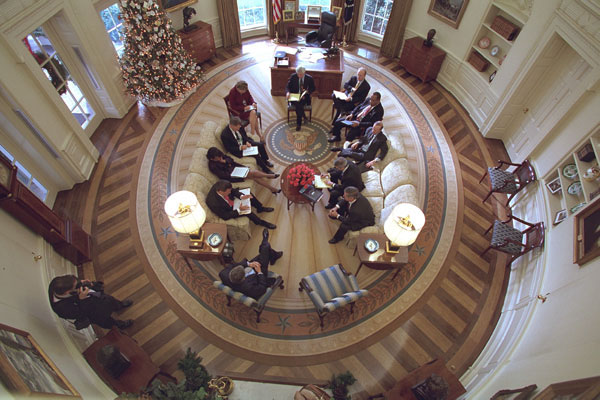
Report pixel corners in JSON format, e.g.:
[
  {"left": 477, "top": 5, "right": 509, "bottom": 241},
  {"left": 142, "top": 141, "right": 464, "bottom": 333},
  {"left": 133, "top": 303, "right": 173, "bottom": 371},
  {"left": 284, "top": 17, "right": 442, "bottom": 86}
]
[
  {"left": 554, "top": 209, "right": 567, "bottom": 225},
  {"left": 332, "top": 6, "right": 342, "bottom": 21},
  {"left": 0, "top": 323, "right": 80, "bottom": 397},
  {"left": 427, "top": 0, "right": 470, "bottom": 29},
  {"left": 546, "top": 176, "right": 562, "bottom": 194},
  {"left": 284, "top": 0, "right": 296, "bottom": 11},
  {"left": 161, "top": 0, "right": 197, "bottom": 13},
  {"left": 283, "top": 10, "right": 295, "bottom": 22}
]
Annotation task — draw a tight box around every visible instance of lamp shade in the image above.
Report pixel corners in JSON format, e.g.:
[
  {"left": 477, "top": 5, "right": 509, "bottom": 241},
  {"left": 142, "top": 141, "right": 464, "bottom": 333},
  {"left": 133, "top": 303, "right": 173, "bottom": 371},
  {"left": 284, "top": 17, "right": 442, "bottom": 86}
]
[
  {"left": 383, "top": 203, "right": 425, "bottom": 247},
  {"left": 164, "top": 190, "right": 206, "bottom": 234}
]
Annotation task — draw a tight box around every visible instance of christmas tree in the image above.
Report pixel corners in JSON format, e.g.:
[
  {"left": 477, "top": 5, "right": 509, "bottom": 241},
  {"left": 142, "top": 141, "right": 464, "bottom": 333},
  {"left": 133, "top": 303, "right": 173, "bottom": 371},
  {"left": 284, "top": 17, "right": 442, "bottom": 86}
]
[{"left": 118, "top": 0, "right": 202, "bottom": 103}]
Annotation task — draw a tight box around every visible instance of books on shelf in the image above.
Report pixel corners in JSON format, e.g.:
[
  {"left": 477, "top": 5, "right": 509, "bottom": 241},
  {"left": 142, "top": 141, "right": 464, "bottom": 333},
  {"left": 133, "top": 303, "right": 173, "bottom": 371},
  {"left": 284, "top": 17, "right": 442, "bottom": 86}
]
[
  {"left": 242, "top": 146, "right": 259, "bottom": 156},
  {"left": 233, "top": 188, "right": 251, "bottom": 215},
  {"left": 231, "top": 166, "right": 250, "bottom": 179}
]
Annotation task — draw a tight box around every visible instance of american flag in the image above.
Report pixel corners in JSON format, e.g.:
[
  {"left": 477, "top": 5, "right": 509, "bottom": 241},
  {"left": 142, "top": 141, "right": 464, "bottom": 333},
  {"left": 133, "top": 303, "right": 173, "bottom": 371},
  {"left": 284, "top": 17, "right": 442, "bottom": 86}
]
[{"left": 273, "top": 0, "right": 282, "bottom": 24}]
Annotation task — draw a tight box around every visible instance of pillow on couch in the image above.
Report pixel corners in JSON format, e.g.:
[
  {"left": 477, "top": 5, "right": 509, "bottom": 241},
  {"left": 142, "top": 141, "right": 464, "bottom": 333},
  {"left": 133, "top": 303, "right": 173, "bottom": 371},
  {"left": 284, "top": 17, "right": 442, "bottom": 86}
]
[
  {"left": 362, "top": 170, "right": 384, "bottom": 198},
  {"left": 379, "top": 136, "right": 407, "bottom": 171},
  {"left": 381, "top": 158, "right": 412, "bottom": 195},
  {"left": 380, "top": 184, "right": 419, "bottom": 224}
]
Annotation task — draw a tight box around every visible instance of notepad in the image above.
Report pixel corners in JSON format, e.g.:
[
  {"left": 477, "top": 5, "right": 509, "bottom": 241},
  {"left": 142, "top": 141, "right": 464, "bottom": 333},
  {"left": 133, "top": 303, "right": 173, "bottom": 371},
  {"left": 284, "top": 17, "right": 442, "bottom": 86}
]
[
  {"left": 242, "top": 146, "right": 259, "bottom": 156},
  {"left": 289, "top": 91, "right": 308, "bottom": 102},
  {"left": 231, "top": 166, "right": 250, "bottom": 178},
  {"left": 314, "top": 175, "right": 333, "bottom": 189},
  {"left": 233, "top": 188, "right": 251, "bottom": 215},
  {"left": 333, "top": 90, "right": 349, "bottom": 100},
  {"left": 340, "top": 119, "right": 356, "bottom": 126}
]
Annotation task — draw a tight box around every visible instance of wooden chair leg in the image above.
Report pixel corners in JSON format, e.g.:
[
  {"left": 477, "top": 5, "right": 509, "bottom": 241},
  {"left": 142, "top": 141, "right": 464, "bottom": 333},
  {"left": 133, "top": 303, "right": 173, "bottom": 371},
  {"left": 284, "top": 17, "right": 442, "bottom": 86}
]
[
  {"left": 255, "top": 310, "right": 261, "bottom": 323},
  {"left": 482, "top": 190, "right": 493, "bottom": 203},
  {"left": 479, "top": 169, "right": 489, "bottom": 184},
  {"left": 258, "top": 114, "right": 262, "bottom": 130},
  {"left": 287, "top": 108, "right": 290, "bottom": 123},
  {"left": 350, "top": 302, "right": 355, "bottom": 314},
  {"left": 226, "top": 296, "right": 232, "bottom": 307},
  {"left": 318, "top": 314, "right": 324, "bottom": 328},
  {"left": 481, "top": 246, "right": 492, "bottom": 257},
  {"left": 484, "top": 221, "right": 494, "bottom": 235}
]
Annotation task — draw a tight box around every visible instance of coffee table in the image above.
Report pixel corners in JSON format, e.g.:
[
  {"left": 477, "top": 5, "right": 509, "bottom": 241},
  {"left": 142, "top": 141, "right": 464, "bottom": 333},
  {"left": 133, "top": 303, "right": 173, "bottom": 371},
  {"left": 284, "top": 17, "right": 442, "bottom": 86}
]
[
  {"left": 176, "top": 223, "right": 228, "bottom": 269},
  {"left": 281, "top": 162, "right": 322, "bottom": 211},
  {"left": 354, "top": 233, "right": 408, "bottom": 280}
]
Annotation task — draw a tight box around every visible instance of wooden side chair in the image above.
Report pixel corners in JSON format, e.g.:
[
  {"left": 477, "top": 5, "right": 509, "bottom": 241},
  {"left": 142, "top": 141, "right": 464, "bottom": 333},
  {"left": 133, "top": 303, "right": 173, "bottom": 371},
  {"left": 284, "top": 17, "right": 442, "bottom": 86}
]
[
  {"left": 287, "top": 102, "right": 312, "bottom": 123},
  {"left": 481, "top": 214, "right": 545, "bottom": 266},
  {"left": 223, "top": 94, "right": 262, "bottom": 130},
  {"left": 213, "top": 272, "right": 284, "bottom": 323},
  {"left": 479, "top": 160, "right": 536, "bottom": 206},
  {"left": 299, "top": 263, "right": 368, "bottom": 327}
]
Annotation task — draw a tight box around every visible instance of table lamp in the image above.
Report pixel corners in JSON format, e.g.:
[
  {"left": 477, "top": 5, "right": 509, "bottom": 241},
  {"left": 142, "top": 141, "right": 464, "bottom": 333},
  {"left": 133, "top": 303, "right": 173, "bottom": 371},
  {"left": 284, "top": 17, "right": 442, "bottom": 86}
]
[
  {"left": 164, "top": 190, "right": 206, "bottom": 249},
  {"left": 383, "top": 203, "right": 425, "bottom": 253}
]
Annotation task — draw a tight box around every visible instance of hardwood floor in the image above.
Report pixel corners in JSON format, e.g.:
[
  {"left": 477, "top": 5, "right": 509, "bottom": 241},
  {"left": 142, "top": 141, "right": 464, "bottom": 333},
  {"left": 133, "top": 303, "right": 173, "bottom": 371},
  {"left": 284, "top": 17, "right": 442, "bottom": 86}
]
[{"left": 54, "top": 38, "right": 510, "bottom": 398}]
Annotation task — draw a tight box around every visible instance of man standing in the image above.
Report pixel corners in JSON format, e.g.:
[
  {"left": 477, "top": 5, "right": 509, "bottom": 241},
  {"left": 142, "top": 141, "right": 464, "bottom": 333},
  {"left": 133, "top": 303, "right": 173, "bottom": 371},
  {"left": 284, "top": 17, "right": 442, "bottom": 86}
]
[
  {"left": 332, "top": 67, "right": 370, "bottom": 121},
  {"left": 328, "top": 92, "right": 384, "bottom": 142},
  {"left": 49, "top": 275, "right": 133, "bottom": 329},
  {"left": 332, "top": 121, "right": 388, "bottom": 172},
  {"left": 219, "top": 228, "right": 283, "bottom": 299},
  {"left": 286, "top": 66, "right": 316, "bottom": 131},
  {"left": 325, "top": 157, "right": 365, "bottom": 209},
  {"left": 206, "top": 180, "right": 276, "bottom": 229},
  {"left": 327, "top": 186, "right": 375, "bottom": 244},
  {"left": 221, "top": 116, "right": 274, "bottom": 173}
]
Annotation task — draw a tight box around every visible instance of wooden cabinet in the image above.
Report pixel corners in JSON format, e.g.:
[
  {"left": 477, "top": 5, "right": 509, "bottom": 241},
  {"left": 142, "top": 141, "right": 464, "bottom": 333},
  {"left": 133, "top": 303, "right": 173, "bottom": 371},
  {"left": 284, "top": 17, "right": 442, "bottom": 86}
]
[
  {"left": 467, "top": 1, "right": 527, "bottom": 82},
  {"left": 398, "top": 37, "right": 446, "bottom": 83},
  {"left": 177, "top": 21, "right": 215, "bottom": 64}
]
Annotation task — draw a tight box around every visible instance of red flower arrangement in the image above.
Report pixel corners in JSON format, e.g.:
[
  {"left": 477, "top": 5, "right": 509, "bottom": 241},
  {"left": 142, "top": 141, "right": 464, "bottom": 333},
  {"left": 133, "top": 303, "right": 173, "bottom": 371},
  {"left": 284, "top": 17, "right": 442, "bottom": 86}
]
[{"left": 287, "top": 163, "right": 315, "bottom": 189}]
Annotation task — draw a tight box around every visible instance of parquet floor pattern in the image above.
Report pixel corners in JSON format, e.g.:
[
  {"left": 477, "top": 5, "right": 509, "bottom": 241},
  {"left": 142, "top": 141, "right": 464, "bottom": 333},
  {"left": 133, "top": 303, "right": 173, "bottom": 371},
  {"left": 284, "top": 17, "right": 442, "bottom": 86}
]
[{"left": 55, "top": 39, "right": 509, "bottom": 398}]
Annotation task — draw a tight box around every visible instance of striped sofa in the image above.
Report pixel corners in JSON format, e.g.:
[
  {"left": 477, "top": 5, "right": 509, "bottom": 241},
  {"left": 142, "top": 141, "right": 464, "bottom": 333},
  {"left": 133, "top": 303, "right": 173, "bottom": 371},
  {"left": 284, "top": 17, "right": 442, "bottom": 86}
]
[
  {"left": 213, "top": 271, "right": 284, "bottom": 323},
  {"left": 299, "top": 264, "right": 368, "bottom": 327}
]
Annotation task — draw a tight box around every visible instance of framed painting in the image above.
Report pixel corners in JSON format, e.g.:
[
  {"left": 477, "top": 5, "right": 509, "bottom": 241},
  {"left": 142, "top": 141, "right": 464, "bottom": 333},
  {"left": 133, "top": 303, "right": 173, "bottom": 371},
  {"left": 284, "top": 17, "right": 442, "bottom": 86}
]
[
  {"left": 283, "top": 10, "right": 295, "bottom": 22},
  {"left": 332, "top": 6, "right": 342, "bottom": 20},
  {"left": 427, "top": 0, "right": 469, "bottom": 29},
  {"left": 546, "top": 176, "right": 562, "bottom": 194},
  {"left": 161, "top": 0, "right": 197, "bottom": 13},
  {"left": 0, "top": 323, "right": 80, "bottom": 398},
  {"left": 295, "top": 11, "right": 306, "bottom": 22},
  {"left": 284, "top": 0, "right": 296, "bottom": 11}
]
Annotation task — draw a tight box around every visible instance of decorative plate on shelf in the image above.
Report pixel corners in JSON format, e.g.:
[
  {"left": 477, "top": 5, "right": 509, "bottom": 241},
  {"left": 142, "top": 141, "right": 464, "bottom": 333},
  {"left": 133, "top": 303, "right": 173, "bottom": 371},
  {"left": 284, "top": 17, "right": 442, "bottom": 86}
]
[
  {"left": 478, "top": 37, "right": 491, "bottom": 49},
  {"left": 490, "top": 45, "right": 500, "bottom": 57},
  {"left": 568, "top": 181, "right": 582, "bottom": 195},
  {"left": 570, "top": 202, "right": 586, "bottom": 214},
  {"left": 562, "top": 164, "right": 578, "bottom": 179},
  {"left": 364, "top": 239, "right": 379, "bottom": 253},
  {"left": 207, "top": 233, "right": 223, "bottom": 247}
]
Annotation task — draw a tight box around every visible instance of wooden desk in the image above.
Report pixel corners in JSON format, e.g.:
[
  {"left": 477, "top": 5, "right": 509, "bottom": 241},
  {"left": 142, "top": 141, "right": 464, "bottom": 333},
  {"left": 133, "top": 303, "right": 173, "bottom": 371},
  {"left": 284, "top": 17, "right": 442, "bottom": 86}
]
[
  {"left": 270, "top": 48, "right": 344, "bottom": 99},
  {"left": 83, "top": 328, "right": 162, "bottom": 395},
  {"left": 177, "top": 223, "right": 228, "bottom": 269},
  {"left": 354, "top": 233, "right": 408, "bottom": 280},
  {"left": 369, "top": 359, "right": 466, "bottom": 400}
]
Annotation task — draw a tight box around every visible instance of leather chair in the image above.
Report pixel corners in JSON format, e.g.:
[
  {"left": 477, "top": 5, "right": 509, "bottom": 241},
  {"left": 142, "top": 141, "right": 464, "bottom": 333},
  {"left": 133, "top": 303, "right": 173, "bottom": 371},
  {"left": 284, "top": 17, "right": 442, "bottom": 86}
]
[
  {"left": 479, "top": 160, "right": 536, "bottom": 206},
  {"left": 213, "top": 271, "right": 284, "bottom": 323},
  {"left": 299, "top": 263, "right": 368, "bottom": 327},
  {"left": 306, "top": 11, "right": 337, "bottom": 48},
  {"left": 481, "top": 214, "right": 545, "bottom": 266}
]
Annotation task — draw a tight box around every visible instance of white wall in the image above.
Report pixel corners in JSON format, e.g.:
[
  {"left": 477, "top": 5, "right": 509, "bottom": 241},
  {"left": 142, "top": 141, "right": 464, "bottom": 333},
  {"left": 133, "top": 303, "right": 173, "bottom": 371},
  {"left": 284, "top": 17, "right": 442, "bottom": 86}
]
[{"left": 0, "top": 209, "right": 114, "bottom": 398}]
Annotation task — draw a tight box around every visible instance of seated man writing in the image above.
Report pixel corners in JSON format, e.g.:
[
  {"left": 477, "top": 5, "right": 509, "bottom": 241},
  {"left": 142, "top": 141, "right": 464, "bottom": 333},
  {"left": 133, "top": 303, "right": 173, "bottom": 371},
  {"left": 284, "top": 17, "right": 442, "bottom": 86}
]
[
  {"left": 328, "top": 92, "right": 384, "bottom": 143},
  {"left": 325, "top": 157, "right": 365, "bottom": 209},
  {"left": 328, "top": 186, "right": 375, "bottom": 244},
  {"left": 221, "top": 116, "right": 274, "bottom": 174},
  {"left": 331, "top": 120, "right": 388, "bottom": 173},
  {"left": 331, "top": 67, "right": 370, "bottom": 121},
  {"left": 206, "top": 180, "right": 276, "bottom": 229},
  {"left": 286, "top": 66, "right": 316, "bottom": 131},
  {"left": 206, "top": 147, "right": 281, "bottom": 194},
  {"left": 219, "top": 228, "right": 283, "bottom": 299},
  {"left": 49, "top": 275, "right": 133, "bottom": 330}
]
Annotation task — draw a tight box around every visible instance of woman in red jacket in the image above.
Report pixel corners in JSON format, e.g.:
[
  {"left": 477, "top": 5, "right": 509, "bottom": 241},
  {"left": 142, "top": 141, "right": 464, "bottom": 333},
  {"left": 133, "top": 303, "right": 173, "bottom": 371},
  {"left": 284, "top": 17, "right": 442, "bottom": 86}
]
[{"left": 228, "top": 80, "right": 261, "bottom": 139}]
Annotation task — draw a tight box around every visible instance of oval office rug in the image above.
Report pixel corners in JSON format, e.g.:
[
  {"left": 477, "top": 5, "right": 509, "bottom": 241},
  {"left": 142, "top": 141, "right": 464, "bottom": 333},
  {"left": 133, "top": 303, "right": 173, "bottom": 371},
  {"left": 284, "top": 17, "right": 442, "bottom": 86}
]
[{"left": 134, "top": 50, "right": 461, "bottom": 364}]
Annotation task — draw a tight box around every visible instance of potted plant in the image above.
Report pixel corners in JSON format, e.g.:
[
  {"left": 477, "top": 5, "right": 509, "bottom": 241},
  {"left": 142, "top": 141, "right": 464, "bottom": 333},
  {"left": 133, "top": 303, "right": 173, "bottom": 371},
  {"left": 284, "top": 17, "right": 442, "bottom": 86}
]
[{"left": 327, "top": 371, "right": 356, "bottom": 400}]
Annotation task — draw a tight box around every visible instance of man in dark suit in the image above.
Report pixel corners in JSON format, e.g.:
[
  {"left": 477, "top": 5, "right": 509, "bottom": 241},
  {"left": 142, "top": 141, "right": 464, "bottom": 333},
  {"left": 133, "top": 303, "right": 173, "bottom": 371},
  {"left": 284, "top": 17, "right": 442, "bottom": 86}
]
[
  {"left": 221, "top": 116, "right": 274, "bottom": 173},
  {"left": 327, "top": 186, "right": 375, "bottom": 244},
  {"left": 328, "top": 92, "right": 384, "bottom": 142},
  {"left": 206, "top": 180, "right": 276, "bottom": 229},
  {"left": 325, "top": 157, "right": 365, "bottom": 209},
  {"left": 331, "top": 67, "right": 370, "bottom": 121},
  {"left": 49, "top": 275, "right": 133, "bottom": 329},
  {"left": 219, "top": 228, "right": 283, "bottom": 299},
  {"left": 332, "top": 121, "right": 389, "bottom": 172},
  {"left": 286, "top": 66, "right": 316, "bottom": 131}
]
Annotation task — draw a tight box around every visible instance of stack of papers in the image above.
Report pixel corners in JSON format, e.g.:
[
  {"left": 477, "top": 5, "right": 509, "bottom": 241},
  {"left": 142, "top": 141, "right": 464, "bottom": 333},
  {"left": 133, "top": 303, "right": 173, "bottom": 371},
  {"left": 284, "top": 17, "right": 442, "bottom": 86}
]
[
  {"left": 233, "top": 188, "right": 251, "bottom": 215},
  {"left": 231, "top": 166, "right": 250, "bottom": 178},
  {"left": 242, "top": 146, "right": 259, "bottom": 156},
  {"left": 289, "top": 91, "right": 308, "bottom": 102},
  {"left": 314, "top": 175, "right": 333, "bottom": 189},
  {"left": 333, "top": 90, "right": 349, "bottom": 100}
]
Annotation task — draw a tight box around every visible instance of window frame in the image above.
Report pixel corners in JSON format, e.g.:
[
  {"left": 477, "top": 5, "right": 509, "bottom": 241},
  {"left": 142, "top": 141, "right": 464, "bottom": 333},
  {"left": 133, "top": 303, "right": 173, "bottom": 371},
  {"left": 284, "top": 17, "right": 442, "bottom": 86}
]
[
  {"left": 237, "top": 0, "right": 268, "bottom": 34},
  {"left": 358, "top": 0, "right": 393, "bottom": 43},
  {"left": 0, "top": 144, "right": 48, "bottom": 202},
  {"left": 99, "top": 2, "right": 125, "bottom": 57},
  {"left": 296, "top": 0, "right": 331, "bottom": 13}
]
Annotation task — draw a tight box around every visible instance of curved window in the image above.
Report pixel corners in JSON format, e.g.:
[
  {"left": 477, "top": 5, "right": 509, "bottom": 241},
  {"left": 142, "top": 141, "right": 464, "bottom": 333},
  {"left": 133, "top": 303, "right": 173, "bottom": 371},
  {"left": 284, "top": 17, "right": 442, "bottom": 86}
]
[
  {"left": 237, "top": 0, "right": 267, "bottom": 30},
  {"left": 361, "top": 0, "right": 393, "bottom": 37}
]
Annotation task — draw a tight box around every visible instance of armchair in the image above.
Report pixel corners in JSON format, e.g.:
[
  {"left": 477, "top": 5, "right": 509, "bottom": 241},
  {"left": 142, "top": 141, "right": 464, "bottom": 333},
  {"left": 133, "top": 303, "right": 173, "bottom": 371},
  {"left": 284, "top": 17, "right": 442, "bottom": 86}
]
[
  {"left": 479, "top": 160, "right": 536, "bottom": 206},
  {"left": 481, "top": 214, "right": 545, "bottom": 266},
  {"left": 299, "top": 263, "right": 368, "bottom": 327},
  {"left": 213, "top": 271, "right": 284, "bottom": 323},
  {"left": 305, "top": 11, "right": 337, "bottom": 48}
]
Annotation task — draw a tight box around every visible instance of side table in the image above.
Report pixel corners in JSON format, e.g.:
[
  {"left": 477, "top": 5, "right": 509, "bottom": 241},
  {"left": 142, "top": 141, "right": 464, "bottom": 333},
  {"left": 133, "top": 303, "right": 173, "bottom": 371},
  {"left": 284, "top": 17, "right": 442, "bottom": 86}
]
[
  {"left": 355, "top": 233, "right": 408, "bottom": 280},
  {"left": 176, "top": 223, "right": 228, "bottom": 269},
  {"left": 280, "top": 162, "right": 322, "bottom": 211},
  {"left": 398, "top": 37, "right": 446, "bottom": 83}
]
